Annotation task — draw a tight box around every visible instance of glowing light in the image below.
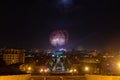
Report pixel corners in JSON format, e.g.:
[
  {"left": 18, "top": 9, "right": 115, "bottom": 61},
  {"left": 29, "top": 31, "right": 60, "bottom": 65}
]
[
  {"left": 118, "top": 63, "right": 120, "bottom": 68},
  {"left": 74, "top": 69, "right": 77, "bottom": 72},
  {"left": 40, "top": 69, "right": 43, "bottom": 72},
  {"left": 85, "top": 66, "right": 89, "bottom": 71},
  {"left": 44, "top": 69, "right": 48, "bottom": 73},
  {"left": 52, "top": 54, "right": 55, "bottom": 57},
  {"left": 40, "top": 69, "right": 49, "bottom": 73},
  {"left": 69, "top": 69, "right": 73, "bottom": 73},
  {"left": 28, "top": 67, "right": 31, "bottom": 71},
  {"left": 59, "top": 48, "right": 66, "bottom": 51},
  {"left": 50, "top": 30, "right": 68, "bottom": 47}
]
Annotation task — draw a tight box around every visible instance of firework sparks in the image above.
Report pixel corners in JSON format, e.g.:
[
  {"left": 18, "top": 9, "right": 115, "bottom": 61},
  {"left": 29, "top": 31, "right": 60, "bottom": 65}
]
[{"left": 50, "top": 30, "right": 68, "bottom": 47}]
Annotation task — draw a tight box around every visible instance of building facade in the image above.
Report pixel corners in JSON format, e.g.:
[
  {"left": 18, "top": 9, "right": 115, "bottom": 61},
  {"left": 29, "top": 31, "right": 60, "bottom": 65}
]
[{"left": 3, "top": 49, "right": 25, "bottom": 65}]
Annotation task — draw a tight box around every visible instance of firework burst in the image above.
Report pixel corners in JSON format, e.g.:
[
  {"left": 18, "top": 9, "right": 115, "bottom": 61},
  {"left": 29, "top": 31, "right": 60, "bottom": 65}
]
[{"left": 50, "top": 30, "right": 68, "bottom": 47}]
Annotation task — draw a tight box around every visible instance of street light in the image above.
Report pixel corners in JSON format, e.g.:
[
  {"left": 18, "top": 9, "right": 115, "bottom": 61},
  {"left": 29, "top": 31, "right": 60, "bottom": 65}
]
[
  {"left": 44, "top": 69, "right": 48, "bottom": 73},
  {"left": 69, "top": 69, "right": 77, "bottom": 73},
  {"left": 26, "top": 66, "right": 33, "bottom": 73},
  {"left": 85, "top": 66, "right": 89, "bottom": 71},
  {"left": 28, "top": 67, "right": 32, "bottom": 71},
  {"left": 118, "top": 63, "right": 120, "bottom": 68},
  {"left": 69, "top": 69, "right": 73, "bottom": 73},
  {"left": 40, "top": 69, "right": 49, "bottom": 73},
  {"left": 40, "top": 69, "right": 43, "bottom": 73},
  {"left": 73, "top": 69, "right": 77, "bottom": 72}
]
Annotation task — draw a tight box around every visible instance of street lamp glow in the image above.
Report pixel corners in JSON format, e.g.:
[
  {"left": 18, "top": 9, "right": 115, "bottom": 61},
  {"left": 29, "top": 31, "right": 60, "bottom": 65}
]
[
  {"left": 73, "top": 69, "right": 77, "bottom": 72},
  {"left": 118, "top": 63, "right": 120, "bottom": 68},
  {"left": 85, "top": 66, "right": 89, "bottom": 71},
  {"left": 44, "top": 69, "right": 48, "bottom": 73},
  {"left": 40, "top": 69, "right": 43, "bottom": 72},
  {"left": 69, "top": 69, "right": 73, "bottom": 73},
  {"left": 28, "top": 67, "right": 32, "bottom": 71}
]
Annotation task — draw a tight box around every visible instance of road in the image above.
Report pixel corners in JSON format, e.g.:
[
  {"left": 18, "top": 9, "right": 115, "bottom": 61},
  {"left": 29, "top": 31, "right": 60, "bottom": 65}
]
[{"left": 29, "top": 75, "right": 86, "bottom": 80}]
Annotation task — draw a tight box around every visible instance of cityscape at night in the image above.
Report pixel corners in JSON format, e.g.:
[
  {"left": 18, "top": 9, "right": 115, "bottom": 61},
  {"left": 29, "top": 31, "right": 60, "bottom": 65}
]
[{"left": 0, "top": 0, "right": 120, "bottom": 80}]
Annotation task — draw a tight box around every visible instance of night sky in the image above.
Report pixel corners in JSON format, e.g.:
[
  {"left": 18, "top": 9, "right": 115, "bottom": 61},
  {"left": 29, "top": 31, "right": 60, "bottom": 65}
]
[{"left": 0, "top": 0, "right": 120, "bottom": 49}]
